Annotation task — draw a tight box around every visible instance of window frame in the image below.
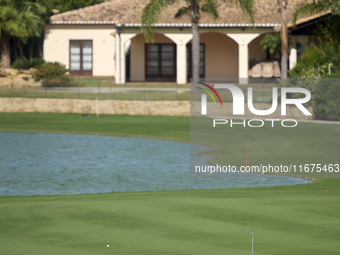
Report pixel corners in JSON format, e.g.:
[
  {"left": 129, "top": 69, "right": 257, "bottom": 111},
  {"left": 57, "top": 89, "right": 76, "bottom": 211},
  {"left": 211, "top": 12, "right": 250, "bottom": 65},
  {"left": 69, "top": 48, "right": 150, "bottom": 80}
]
[{"left": 69, "top": 40, "right": 93, "bottom": 76}]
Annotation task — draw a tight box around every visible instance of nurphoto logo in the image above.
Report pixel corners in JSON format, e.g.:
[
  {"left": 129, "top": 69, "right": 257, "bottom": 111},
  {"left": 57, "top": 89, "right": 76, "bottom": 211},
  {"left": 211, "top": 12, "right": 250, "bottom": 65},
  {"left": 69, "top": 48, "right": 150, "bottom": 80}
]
[{"left": 196, "top": 82, "right": 312, "bottom": 128}]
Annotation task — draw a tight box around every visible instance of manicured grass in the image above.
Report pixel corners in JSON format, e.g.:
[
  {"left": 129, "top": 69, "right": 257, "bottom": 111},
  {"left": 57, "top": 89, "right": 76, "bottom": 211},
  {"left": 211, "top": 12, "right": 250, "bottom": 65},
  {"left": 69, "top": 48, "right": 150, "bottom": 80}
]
[
  {"left": 0, "top": 88, "right": 190, "bottom": 101},
  {"left": 0, "top": 113, "right": 190, "bottom": 142},
  {"left": 0, "top": 113, "right": 339, "bottom": 255},
  {"left": 72, "top": 76, "right": 191, "bottom": 88},
  {"left": 0, "top": 180, "right": 339, "bottom": 255},
  {"left": 191, "top": 117, "right": 340, "bottom": 178},
  {"left": 73, "top": 77, "right": 114, "bottom": 87}
]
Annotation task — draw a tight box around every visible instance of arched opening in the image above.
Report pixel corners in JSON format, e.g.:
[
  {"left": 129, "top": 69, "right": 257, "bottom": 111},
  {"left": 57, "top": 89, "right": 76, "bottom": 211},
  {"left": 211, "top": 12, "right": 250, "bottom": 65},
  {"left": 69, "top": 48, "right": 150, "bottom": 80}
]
[
  {"left": 248, "top": 33, "right": 271, "bottom": 67},
  {"left": 248, "top": 33, "right": 281, "bottom": 78},
  {"left": 129, "top": 33, "right": 176, "bottom": 82},
  {"left": 188, "top": 32, "right": 238, "bottom": 79}
]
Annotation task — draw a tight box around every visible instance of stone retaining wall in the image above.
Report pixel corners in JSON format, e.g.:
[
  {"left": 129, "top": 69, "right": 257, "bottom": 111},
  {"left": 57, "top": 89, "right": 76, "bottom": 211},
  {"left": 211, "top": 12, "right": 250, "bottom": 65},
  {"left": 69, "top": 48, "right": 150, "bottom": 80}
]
[
  {"left": 0, "top": 98, "right": 190, "bottom": 116},
  {"left": 0, "top": 68, "right": 42, "bottom": 88},
  {"left": 0, "top": 98, "right": 313, "bottom": 119}
]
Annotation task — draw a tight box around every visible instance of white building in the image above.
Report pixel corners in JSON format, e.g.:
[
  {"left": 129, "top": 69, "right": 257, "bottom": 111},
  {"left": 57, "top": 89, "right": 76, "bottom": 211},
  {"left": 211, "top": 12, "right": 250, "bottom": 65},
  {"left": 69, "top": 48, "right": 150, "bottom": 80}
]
[{"left": 44, "top": 0, "right": 311, "bottom": 84}]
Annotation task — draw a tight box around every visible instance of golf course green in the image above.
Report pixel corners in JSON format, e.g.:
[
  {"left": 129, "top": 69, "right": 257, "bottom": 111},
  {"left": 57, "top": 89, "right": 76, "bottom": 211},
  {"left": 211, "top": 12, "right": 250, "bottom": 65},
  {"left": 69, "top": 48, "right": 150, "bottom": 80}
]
[{"left": 0, "top": 112, "right": 339, "bottom": 255}]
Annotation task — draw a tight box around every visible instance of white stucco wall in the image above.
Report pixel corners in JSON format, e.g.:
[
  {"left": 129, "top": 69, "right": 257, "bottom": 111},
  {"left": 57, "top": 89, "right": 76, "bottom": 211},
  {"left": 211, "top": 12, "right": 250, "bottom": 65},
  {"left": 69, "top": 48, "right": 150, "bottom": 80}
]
[
  {"left": 198, "top": 32, "right": 239, "bottom": 78},
  {"left": 44, "top": 25, "right": 116, "bottom": 77}
]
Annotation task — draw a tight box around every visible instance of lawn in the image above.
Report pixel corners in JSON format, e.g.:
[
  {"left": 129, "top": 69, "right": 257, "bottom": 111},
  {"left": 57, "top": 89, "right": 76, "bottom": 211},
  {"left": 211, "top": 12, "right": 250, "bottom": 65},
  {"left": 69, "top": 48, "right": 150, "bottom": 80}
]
[
  {"left": 0, "top": 113, "right": 339, "bottom": 255},
  {"left": 0, "top": 180, "right": 339, "bottom": 255},
  {"left": 73, "top": 76, "right": 190, "bottom": 88},
  {"left": 0, "top": 87, "right": 190, "bottom": 101},
  {"left": 0, "top": 81, "right": 275, "bottom": 102}
]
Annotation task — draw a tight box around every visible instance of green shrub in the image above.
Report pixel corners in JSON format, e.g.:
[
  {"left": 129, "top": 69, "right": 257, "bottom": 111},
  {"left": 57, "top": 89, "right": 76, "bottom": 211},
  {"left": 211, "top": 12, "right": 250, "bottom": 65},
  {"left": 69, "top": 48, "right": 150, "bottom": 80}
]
[
  {"left": 314, "top": 80, "right": 340, "bottom": 121},
  {"left": 321, "top": 73, "right": 340, "bottom": 78},
  {"left": 289, "top": 42, "right": 340, "bottom": 78},
  {"left": 34, "top": 62, "right": 74, "bottom": 87},
  {"left": 12, "top": 57, "right": 45, "bottom": 70},
  {"left": 281, "top": 79, "right": 318, "bottom": 107},
  {"left": 260, "top": 33, "right": 281, "bottom": 58}
]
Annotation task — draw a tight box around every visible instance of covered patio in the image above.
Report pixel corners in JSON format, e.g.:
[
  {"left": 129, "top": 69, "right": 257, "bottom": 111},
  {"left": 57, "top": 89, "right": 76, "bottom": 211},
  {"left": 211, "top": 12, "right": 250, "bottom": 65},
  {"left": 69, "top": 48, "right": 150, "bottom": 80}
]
[{"left": 114, "top": 26, "right": 273, "bottom": 84}]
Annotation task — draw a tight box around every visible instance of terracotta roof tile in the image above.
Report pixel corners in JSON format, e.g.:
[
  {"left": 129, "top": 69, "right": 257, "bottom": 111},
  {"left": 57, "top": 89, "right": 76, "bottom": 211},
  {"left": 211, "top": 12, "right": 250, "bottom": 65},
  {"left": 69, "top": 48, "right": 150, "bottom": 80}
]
[{"left": 50, "top": 0, "right": 305, "bottom": 26}]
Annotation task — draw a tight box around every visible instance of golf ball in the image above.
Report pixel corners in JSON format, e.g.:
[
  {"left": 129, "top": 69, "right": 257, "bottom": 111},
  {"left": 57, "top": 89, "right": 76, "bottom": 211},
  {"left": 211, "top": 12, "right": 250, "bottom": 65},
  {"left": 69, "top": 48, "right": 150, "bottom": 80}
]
[{"left": 107, "top": 245, "right": 109, "bottom": 248}]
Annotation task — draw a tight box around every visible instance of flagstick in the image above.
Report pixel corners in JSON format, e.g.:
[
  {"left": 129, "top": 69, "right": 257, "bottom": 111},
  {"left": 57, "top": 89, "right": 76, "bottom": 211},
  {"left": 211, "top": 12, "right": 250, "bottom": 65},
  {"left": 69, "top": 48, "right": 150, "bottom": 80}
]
[{"left": 250, "top": 231, "right": 254, "bottom": 255}]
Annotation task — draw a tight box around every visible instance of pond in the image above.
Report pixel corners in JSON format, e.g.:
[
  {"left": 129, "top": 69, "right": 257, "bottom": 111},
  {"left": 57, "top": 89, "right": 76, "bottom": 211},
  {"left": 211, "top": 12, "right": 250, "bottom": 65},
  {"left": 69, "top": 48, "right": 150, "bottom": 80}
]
[{"left": 0, "top": 132, "right": 310, "bottom": 196}]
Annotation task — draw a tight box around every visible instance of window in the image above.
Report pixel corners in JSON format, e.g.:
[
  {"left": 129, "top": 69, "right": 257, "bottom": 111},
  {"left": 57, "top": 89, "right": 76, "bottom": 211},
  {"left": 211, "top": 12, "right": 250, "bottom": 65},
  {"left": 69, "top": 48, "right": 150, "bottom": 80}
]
[
  {"left": 145, "top": 44, "right": 176, "bottom": 82},
  {"left": 186, "top": 44, "right": 205, "bottom": 81},
  {"left": 69, "top": 40, "right": 93, "bottom": 75}
]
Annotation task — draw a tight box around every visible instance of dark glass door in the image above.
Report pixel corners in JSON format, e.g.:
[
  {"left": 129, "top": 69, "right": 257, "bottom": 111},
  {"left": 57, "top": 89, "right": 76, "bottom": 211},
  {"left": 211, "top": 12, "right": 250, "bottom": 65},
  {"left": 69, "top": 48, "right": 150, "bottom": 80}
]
[
  {"left": 187, "top": 44, "right": 205, "bottom": 81},
  {"left": 145, "top": 44, "right": 176, "bottom": 82}
]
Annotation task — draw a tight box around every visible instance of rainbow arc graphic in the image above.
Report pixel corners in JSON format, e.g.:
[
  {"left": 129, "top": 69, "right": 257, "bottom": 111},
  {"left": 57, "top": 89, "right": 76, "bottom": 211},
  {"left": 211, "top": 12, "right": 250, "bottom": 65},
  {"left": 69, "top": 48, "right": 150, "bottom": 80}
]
[{"left": 196, "top": 82, "right": 222, "bottom": 106}]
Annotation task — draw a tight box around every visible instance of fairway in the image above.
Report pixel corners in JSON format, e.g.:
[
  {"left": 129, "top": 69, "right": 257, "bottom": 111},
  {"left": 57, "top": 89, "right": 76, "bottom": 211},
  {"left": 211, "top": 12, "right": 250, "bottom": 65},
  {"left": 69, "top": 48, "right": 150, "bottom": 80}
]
[
  {"left": 1, "top": 181, "right": 339, "bottom": 255},
  {"left": 0, "top": 113, "right": 339, "bottom": 255}
]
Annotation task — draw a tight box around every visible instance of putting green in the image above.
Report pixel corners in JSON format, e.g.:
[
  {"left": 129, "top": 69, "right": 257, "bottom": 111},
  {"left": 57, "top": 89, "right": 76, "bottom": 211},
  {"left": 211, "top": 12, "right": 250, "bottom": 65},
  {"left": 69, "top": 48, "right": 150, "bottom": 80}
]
[{"left": 0, "top": 113, "right": 339, "bottom": 255}]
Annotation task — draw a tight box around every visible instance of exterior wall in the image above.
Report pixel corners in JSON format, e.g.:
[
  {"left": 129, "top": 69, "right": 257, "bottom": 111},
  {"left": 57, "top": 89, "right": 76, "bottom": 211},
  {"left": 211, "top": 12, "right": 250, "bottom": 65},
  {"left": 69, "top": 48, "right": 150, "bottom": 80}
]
[
  {"left": 248, "top": 33, "right": 267, "bottom": 65},
  {"left": 44, "top": 25, "right": 116, "bottom": 77},
  {"left": 130, "top": 33, "right": 174, "bottom": 82},
  {"left": 199, "top": 32, "right": 238, "bottom": 78},
  {"left": 43, "top": 25, "right": 273, "bottom": 82}
]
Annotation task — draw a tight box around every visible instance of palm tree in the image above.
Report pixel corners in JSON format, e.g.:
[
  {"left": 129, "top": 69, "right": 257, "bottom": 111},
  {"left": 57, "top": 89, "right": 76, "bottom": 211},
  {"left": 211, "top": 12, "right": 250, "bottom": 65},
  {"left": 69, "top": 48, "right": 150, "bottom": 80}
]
[
  {"left": 0, "top": 0, "right": 46, "bottom": 68},
  {"left": 260, "top": 33, "right": 281, "bottom": 59},
  {"left": 277, "top": 0, "right": 289, "bottom": 80},
  {"left": 292, "top": 0, "right": 340, "bottom": 25},
  {"left": 142, "top": 0, "right": 255, "bottom": 82}
]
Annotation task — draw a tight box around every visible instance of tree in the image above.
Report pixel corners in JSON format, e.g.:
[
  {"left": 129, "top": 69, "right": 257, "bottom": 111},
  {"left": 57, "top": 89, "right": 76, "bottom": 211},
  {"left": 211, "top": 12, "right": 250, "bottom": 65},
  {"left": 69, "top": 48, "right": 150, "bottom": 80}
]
[
  {"left": 277, "top": 0, "right": 289, "bottom": 80},
  {"left": 0, "top": 0, "right": 46, "bottom": 68},
  {"left": 260, "top": 33, "right": 281, "bottom": 60},
  {"left": 292, "top": 0, "right": 340, "bottom": 25},
  {"left": 289, "top": 0, "right": 340, "bottom": 79},
  {"left": 142, "top": 0, "right": 255, "bottom": 82}
]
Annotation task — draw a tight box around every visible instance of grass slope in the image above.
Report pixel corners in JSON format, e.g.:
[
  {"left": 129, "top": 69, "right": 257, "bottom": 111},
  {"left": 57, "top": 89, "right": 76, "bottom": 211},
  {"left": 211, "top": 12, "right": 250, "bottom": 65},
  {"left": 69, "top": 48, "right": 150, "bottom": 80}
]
[
  {"left": 0, "top": 113, "right": 339, "bottom": 255},
  {"left": 0, "top": 113, "right": 189, "bottom": 142}
]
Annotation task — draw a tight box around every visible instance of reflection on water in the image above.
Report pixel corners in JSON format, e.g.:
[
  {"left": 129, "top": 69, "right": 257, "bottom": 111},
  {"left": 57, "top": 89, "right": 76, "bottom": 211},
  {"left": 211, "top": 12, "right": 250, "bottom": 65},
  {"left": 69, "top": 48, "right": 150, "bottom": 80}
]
[{"left": 0, "top": 132, "right": 310, "bottom": 196}]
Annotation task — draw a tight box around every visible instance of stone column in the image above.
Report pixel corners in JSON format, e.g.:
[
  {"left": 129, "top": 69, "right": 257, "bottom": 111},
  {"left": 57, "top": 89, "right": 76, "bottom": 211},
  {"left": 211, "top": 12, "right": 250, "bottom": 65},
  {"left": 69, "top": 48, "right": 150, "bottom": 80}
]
[
  {"left": 226, "top": 33, "right": 260, "bottom": 84},
  {"left": 119, "top": 39, "right": 126, "bottom": 84},
  {"left": 115, "top": 27, "right": 122, "bottom": 84},
  {"left": 289, "top": 37, "right": 297, "bottom": 70},
  {"left": 176, "top": 41, "right": 187, "bottom": 84},
  {"left": 238, "top": 42, "right": 249, "bottom": 83}
]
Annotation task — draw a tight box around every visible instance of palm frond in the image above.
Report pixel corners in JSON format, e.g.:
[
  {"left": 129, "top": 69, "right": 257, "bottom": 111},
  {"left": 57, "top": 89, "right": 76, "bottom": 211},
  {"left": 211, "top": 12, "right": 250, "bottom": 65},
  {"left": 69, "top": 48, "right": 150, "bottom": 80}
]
[
  {"left": 226, "top": 0, "right": 255, "bottom": 23},
  {"left": 175, "top": 7, "right": 188, "bottom": 18},
  {"left": 292, "top": 0, "right": 332, "bottom": 26},
  {"left": 141, "top": 0, "right": 180, "bottom": 43},
  {"left": 201, "top": 0, "right": 219, "bottom": 19},
  {"left": 260, "top": 33, "right": 281, "bottom": 55},
  {"left": 0, "top": 0, "right": 46, "bottom": 38}
]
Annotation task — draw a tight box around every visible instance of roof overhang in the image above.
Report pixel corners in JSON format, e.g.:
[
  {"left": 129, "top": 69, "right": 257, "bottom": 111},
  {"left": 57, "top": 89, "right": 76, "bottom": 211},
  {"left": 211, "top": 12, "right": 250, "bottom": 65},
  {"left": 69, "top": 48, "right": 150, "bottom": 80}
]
[
  {"left": 48, "top": 21, "right": 117, "bottom": 25},
  {"left": 47, "top": 21, "right": 279, "bottom": 28},
  {"left": 288, "top": 11, "right": 333, "bottom": 35},
  {"left": 122, "top": 23, "right": 279, "bottom": 28}
]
